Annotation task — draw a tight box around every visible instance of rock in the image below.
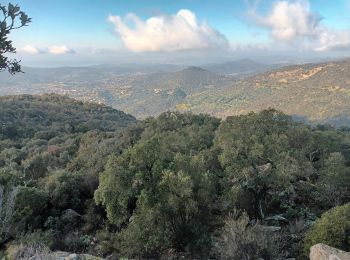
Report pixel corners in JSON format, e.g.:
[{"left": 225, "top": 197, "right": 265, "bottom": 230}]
[
  {"left": 310, "top": 243, "right": 350, "bottom": 260},
  {"left": 28, "top": 251, "right": 104, "bottom": 260},
  {"left": 264, "top": 214, "right": 288, "bottom": 222},
  {"left": 61, "top": 209, "right": 82, "bottom": 222},
  {"left": 65, "top": 253, "right": 104, "bottom": 260},
  {"left": 262, "top": 225, "right": 281, "bottom": 232},
  {"left": 64, "top": 253, "right": 78, "bottom": 260}
]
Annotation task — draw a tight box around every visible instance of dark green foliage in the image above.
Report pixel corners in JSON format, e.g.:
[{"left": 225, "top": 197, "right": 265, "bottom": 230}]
[
  {"left": 0, "top": 3, "right": 31, "bottom": 74},
  {"left": 215, "top": 109, "right": 350, "bottom": 221},
  {"left": 96, "top": 109, "right": 350, "bottom": 258},
  {"left": 1, "top": 95, "right": 350, "bottom": 259},
  {"left": 14, "top": 186, "right": 49, "bottom": 231},
  {"left": 0, "top": 94, "right": 135, "bottom": 140},
  {"left": 0, "top": 94, "right": 136, "bottom": 251},
  {"left": 42, "top": 171, "right": 88, "bottom": 212},
  {"left": 95, "top": 112, "right": 220, "bottom": 257}
]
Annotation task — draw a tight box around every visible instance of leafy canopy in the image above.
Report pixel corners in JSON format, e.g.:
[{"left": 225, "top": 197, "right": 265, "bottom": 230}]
[{"left": 0, "top": 3, "right": 31, "bottom": 74}]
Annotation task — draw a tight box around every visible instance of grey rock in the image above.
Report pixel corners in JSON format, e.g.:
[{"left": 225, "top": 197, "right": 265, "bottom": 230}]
[{"left": 310, "top": 243, "right": 350, "bottom": 260}]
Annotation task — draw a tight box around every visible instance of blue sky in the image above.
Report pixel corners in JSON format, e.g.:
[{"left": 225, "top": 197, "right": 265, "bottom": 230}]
[{"left": 6, "top": 0, "right": 350, "bottom": 66}]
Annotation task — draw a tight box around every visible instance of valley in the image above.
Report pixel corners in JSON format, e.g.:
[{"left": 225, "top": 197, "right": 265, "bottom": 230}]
[{"left": 1, "top": 58, "right": 350, "bottom": 126}]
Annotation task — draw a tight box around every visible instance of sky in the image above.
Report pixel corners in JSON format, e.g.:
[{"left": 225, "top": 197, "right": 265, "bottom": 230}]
[{"left": 6, "top": 0, "right": 350, "bottom": 66}]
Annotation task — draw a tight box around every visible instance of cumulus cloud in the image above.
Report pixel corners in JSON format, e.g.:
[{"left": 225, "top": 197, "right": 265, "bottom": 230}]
[
  {"left": 108, "top": 9, "right": 229, "bottom": 52},
  {"left": 261, "top": 1, "right": 321, "bottom": 42},
  {"left": 48, "top": 45, "right": 75, "bottom": 54},
  {"left": 20, "top": 45, "right": 75, "bottom": 54},
  {"left": 21, "top": 45, "right": 41, "bottom": 54},
  {"left": 255, "top": 0, "right": 350, "bottom": 51},
  {"left": 315, "top": 29, "right": 350, "bottom": 51}
]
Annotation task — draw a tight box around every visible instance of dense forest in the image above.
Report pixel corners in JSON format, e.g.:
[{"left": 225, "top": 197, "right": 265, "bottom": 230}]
[{"left": 0, "top": 94, "right": 349, "bottom": 259}]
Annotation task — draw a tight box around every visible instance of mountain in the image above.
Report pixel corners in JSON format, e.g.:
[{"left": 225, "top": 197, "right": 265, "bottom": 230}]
[
  {"left": 108, "top": 66, "right": 231, "bottom": 117},
  {"left": 1, "top": 59, "right": 350, "bottom": 125},
  {"left": 183, "top": 59, "right": 350, "bottom": 126},
  {"left": 137, "top": 66, "right": 228, "bottom": 93},
  {"left": 0, "top": 65, "right": 231, "bottom": 118},
  {"left": 203, "top": 58, "right": 273, "bottom": 78}
]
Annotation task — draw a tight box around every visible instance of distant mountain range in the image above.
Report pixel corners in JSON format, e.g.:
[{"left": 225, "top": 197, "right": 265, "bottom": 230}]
[
  {"left": 1, "top": 58, "right": 350, "bottom": 126},
  {"left": 202, "top": 58, "right": 275, "bottom": 78},
  {"left": 184, "top": 59, "right": 350, "bottom": 126},
  {"left": 107, "top": 66, "right": 231, "bottom": 116}
]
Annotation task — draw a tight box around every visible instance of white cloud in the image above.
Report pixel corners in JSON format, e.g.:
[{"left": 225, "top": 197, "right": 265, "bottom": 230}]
[
  {"left": 48, "top": 45, "right": 75, "bottom": 54},
  {"left": 256, "top": 0, "right": 350, "bottom": 52},
  {"left": 21, "top": 45, "right": 41, "bottom": 54},
  {"left": 315, "top": 29, "right": 350, "bottom": 51},
  {"left": 262, "top": 1, "right": 321, "bottom": 42},
  {"left": 20, "top": 45, "right": 75, "bottom": 54},
  {"left": 108, "top": 9, "right": 229, "bottom": 52}
]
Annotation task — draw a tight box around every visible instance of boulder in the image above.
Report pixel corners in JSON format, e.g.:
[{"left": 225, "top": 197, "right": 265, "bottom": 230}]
[
  {"left": 310, "top": 243, "right": 350, "bottom": 260},
  {"left": 64, "top": 253, "right": 103, "bottom": 260},
  {"left": 28, "top": 251, "right": 104, "bottom": 260}
]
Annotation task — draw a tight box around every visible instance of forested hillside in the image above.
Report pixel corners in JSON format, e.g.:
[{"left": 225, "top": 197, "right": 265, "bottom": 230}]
[
  {"left": 0, "top": 95, "right": 349, "bottom": 259},
  {"left": 186, "top": 59, "right": 350, "bottom": 126},
  {"left": 0, "top": 94, "right": 137, "bottom": 257}
]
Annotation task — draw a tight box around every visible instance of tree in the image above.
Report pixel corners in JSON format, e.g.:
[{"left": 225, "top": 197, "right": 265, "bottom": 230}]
[
  {"left": 13, "top": 186, "right": 49, "bottom": 232},
  {"left": 215, "top": 109, "right": 305, "bottom": 219},
  {"left": 0, "top": 3, "right": 31, "bottom": 74},
  {"left": 95, "top": 113, "right": 221, "bottom": 257},
  {"left": 0, "top": 183, "right": 17, "bottom": 244},
  {"left": 316, "top": 153, "right": 350, "bottom": 208}
]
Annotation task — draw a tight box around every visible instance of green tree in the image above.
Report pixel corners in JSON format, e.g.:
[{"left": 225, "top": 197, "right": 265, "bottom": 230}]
[
  {"left": 0, "top": 3, "right": 31, "bottom": 74},
  {"left": 13, "top": 186, "right": 49, "bottom": 232},
  {"left": 215, "top": 109, "right": 310, "bottom": 219},
  {"left": 316, "top": 153, "right": 350, "bottom": 208},
  {"left": 42, "top": 170, "right": 89, "bottom": 213},
  {"left": 95, "top": 113, "right": 220, "bottom": 257}
]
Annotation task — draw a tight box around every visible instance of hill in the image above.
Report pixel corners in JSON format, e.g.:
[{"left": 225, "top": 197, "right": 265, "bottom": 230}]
[
  {"left": 0, "top": 94, "right": 136, "bottom": 139},
  {"left": 183, "top": 59, "right": 350, "bottom": 126},
  {"left": 0, "top": 94, "right": 139, "bottom": 254},
  {"left": 203, "top": 58, "right": 271, "bottom": 77},
  {"left": 100, "top": 66, "right": 231, "bottom": 117},
  {"left": 142, "top": 66, "right": 227, "bottom": 93},
  {"left": 0, "top": 65, "right": 230, "bottom": 118}
]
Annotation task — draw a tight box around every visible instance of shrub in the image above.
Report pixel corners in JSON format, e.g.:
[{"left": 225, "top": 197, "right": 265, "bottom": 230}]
[
  {"left": 304, "top": 203, "right": 350, "bottom": 253},
  {"left": 5, "top": 230, "right": 53, "bottom": 260},
  {"left": 62, "top": 232, "right": 91, "bottom": 253},
  {"left": 14, "top": 186, "right": 49, "bottom": 231},
  {"left": 5, "top": 244, "right": 50, "bottom": 260},
  {"left": 213, "top": 211, "right": 278, "bottom": 260}
]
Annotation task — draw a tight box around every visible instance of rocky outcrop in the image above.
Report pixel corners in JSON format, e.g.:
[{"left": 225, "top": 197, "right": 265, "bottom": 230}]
[
  {"left": 28, "top": 251, "right": 104, "bottom": 260},
  {"left": 310, "top": 243, "right": 350, "bottom": 260}
]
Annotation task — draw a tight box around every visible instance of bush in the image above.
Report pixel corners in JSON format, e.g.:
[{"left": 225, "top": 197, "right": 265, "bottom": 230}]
[
  {"left": 304, "top": 203, "right": 350, "bottom": 253},
  {"left": 42, "top": 170, "right": 88, "bottom": 212},
  {"left": 61, "top": 232, "right": 91, "bottom": 253},
  {"left": 14, "top": 186, "right": 49, "bottom": 231},
  {"left": 213, "top": 211, "right": 278, "bottom": 260},
  {"left": 5, "top": 230, "right": 53, "bottom": 260},
  {"left": 5, "top": 244, "right": 50, "bottom": 260}
]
